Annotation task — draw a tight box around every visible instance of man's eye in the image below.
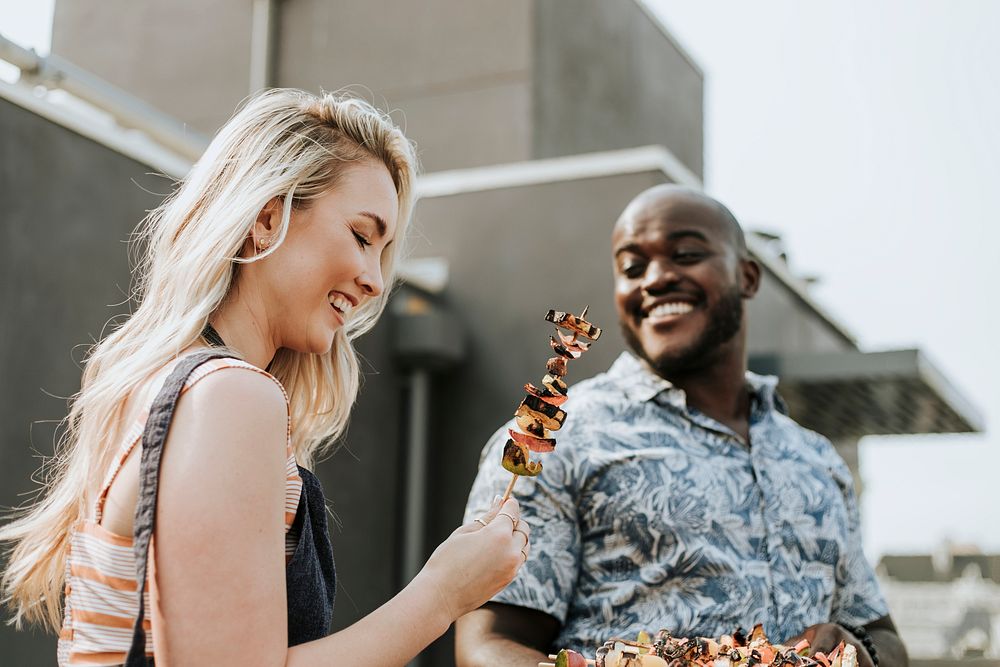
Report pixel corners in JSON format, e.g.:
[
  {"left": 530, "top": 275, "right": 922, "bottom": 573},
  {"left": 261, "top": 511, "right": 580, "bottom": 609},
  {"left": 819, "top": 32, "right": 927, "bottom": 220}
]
[
  {"left": 353, "top": 230, "right": 372, "bottom": 248},
  {"left": 621, "top": 263, "right": 645, "bottom": 279},
  {"left": 675, "top": 250, "right": 705, "bottom": 263}
]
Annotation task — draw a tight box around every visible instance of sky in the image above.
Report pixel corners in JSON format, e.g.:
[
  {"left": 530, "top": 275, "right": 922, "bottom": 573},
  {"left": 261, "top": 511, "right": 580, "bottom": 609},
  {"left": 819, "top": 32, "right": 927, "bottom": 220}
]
[
  {"left": 1, "top": 1, "right": 997, "bottom": 560},
  {"left": 646, "top": 0, "right": 1000, "bottom": 558}
]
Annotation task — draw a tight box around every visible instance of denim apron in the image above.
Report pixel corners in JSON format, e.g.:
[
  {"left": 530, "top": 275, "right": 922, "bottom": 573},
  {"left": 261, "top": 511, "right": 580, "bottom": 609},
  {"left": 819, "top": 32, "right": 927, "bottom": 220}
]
[{"left": 124, "top": 350, "right": 336, "bottom": 665}]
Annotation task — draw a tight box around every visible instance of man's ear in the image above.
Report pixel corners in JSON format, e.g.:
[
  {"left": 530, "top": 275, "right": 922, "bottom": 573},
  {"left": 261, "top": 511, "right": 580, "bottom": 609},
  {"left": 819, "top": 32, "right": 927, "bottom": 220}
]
[{"left": 740, "top": 258, "right": 761, "bottom": 298}]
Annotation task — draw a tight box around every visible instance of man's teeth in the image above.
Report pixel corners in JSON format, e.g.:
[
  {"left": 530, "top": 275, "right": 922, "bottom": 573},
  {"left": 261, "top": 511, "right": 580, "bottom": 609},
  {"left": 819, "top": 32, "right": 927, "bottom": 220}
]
[
  {"left": 647, "top": 302, "right": 694, "bottom": 318},
  {"left": 330, "top": 295, "right": 352, "bottom": 313}
]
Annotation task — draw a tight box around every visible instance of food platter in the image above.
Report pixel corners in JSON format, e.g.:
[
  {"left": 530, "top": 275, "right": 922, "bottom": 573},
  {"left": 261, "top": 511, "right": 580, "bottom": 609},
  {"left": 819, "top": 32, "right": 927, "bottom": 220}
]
[{"left": 541, "top": 625, "right": 858, "bottom": 667}]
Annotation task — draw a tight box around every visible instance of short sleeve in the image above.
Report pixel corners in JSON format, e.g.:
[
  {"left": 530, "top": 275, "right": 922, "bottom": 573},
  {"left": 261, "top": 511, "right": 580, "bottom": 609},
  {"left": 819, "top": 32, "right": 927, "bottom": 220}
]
[
  {"left": 463, "top": 419, "right": 582, "bottom": 624},
  {"left": 828, "top": 459, "right": 890, "bottom": 626}
]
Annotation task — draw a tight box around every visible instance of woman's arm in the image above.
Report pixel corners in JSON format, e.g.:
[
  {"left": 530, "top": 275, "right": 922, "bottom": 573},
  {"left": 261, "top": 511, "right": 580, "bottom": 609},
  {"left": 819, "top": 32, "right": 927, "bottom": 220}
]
[
  {"left": 152, "top": 368, "right": 292, "bottom": 666},
  {"left": 287, "top": 514, "right": 522, "bottom": 667},
  {"left": 152, "top": 367, "right": 525, "bottom": 666}
]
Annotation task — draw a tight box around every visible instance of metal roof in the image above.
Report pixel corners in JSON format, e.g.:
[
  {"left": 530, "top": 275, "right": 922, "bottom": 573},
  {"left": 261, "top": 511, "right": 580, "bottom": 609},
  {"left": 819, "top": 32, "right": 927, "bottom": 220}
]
[{"left": 750, "top": 348, "right": 984, "bottom": 440}]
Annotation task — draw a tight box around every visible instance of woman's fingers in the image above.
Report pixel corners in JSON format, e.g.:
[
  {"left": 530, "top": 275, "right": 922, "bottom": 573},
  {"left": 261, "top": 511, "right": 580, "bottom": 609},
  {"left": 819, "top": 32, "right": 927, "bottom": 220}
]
[
  {"left": 512, "top": 519, "right": 530, "bottom": 548},
  {"left": 490, "top": 498, "right": 520, "bottom": 531},
  {"left": 456, "top": 495, "right": 505, "bottom": 534}
]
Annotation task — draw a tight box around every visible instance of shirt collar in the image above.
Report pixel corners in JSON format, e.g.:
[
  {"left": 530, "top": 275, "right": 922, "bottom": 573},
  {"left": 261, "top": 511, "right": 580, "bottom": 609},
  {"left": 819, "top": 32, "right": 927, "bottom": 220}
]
[{"left": 607, "top": 351, "right": 783, "bottom": 413}]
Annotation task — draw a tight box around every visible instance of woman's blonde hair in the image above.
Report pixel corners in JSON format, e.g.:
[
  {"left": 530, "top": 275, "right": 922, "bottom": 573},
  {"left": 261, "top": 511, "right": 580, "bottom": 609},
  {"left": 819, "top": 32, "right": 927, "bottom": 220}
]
[{"left": 0, "top": 88, "right": 418, "bottom": 631}]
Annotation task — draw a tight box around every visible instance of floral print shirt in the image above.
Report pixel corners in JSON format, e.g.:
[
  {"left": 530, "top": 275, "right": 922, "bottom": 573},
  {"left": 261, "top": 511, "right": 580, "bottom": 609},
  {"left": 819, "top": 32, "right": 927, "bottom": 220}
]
[{"left": 464, "top": 352, "right": 888, "bottom": 654}]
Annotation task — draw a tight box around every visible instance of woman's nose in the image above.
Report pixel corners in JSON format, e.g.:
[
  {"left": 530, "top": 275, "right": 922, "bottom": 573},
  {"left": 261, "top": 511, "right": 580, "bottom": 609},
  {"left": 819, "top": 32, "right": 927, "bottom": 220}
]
[{"left": 357, "top": 261, "right": 384, "bottom": 298}]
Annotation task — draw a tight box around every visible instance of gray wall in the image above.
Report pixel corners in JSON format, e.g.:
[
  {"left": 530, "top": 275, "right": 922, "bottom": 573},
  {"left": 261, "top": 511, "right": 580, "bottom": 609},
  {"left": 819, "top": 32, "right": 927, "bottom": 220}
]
[
  {"left": 51, "top": 0, "right": 254, "bottom": 135},
  {"left": 747, "top": 266, "right": 854, "bottom": 356},
  {"left": 533, "top": 0, "right": 704, "bottom": 177},
  {"left": 0, "top": 97, "right": 166, "bottom": 662},
  {"left": 277, "top": 0, "right": 535, "bottom": 173},
  {"left": 51, "top": 0, "right": 704, "bottom": 177}
]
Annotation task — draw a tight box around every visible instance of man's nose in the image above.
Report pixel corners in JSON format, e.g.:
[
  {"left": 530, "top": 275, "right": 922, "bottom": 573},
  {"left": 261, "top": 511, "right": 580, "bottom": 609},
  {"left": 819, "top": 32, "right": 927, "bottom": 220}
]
[{"left": 641, "top": 259, "right": 680, "bottom": 294}]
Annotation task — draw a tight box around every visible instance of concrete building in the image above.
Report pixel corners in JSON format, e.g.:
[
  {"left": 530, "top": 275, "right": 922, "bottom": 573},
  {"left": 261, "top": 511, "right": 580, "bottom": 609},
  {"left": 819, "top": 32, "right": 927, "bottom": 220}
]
[
  {"left": 50, "top": 0, "right": 703, "bottom": 175},
  {"left": 877, "top": 548, "right": 1000, "bottom": 665},
  {"left": 0, "top": 2, "right": 983, "bottom": 664}
]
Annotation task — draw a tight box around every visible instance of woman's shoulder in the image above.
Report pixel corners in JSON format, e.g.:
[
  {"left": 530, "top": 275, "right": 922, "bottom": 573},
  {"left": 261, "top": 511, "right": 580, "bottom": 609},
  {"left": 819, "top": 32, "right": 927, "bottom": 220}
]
[
  {"left": 181, "top": 355, "right": 287, "bottom": 398},
  {"left": 180, "top": 357, "right": 288, "bottom": 418},
  {"left": 158, "top": 356, "right": 291, "bottom": 469}
]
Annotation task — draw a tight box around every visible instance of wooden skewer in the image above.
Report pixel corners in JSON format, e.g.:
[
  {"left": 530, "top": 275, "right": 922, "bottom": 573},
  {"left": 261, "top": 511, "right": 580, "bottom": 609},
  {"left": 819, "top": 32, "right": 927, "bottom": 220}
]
[{"left": 501, "top": 474, "right": 518, "bottom": 502}]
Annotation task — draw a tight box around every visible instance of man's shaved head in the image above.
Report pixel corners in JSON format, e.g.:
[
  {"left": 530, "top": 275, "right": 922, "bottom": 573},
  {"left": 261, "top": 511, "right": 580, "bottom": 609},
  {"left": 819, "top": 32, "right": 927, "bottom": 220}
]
[{"left": 615, "top": 184, "right": 748, "bottom": 259}]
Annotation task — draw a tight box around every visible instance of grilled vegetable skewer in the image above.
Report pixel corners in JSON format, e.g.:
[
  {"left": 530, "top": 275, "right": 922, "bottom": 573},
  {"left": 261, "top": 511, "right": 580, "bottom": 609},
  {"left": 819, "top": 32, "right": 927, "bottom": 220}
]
[{"left": 500, "top": 307, "right": 601, "bottom": 502}]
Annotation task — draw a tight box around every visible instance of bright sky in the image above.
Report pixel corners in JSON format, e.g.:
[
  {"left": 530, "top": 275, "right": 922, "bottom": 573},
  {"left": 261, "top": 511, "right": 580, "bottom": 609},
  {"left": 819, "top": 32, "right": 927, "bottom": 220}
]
[
  {"left": 2, "top": 0, "right": 997, "bottom": 561},
  {"left": 647, "top": 0, "right": 1000, "bottom": 558}
]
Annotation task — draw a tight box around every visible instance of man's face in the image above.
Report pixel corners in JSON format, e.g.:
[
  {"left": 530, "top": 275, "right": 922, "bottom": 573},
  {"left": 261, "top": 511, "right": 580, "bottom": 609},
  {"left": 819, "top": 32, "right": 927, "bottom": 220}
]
[{"left": 612, "top": 195, "right": 753, "bottom": 378}]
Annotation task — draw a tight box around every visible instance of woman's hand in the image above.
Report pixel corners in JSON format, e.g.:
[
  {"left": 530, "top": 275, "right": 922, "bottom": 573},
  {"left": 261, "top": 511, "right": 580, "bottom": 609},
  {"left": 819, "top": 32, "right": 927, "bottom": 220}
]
[{"left": 415, "top": 497, "right": 530, "bottom": 622}]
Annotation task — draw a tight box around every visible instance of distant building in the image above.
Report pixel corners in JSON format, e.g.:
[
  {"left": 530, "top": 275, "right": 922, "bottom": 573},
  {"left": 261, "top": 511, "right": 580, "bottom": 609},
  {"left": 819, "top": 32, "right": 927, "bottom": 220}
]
[{"left": 878, "top": 547, "right": 1000, "bottom": 663}]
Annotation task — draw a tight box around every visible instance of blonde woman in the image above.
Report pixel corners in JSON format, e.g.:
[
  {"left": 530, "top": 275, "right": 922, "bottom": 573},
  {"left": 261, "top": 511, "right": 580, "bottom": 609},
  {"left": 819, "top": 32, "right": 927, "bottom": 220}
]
[{"left": 0, "top": 88, "right": 530, "bottom": 666}]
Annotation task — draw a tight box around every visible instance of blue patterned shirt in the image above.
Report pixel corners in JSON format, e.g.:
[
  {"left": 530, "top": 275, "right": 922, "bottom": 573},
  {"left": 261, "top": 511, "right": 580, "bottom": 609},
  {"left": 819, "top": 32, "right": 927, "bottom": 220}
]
[{"left": 464, "top": 352, "right": 888, "bottom": 654}]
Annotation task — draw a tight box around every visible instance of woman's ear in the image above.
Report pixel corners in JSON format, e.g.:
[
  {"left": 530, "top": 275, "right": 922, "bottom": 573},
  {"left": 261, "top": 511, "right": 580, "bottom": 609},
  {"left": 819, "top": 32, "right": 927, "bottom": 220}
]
[
  {"left": 740, "top": 258, "right": 762, "bottom": 298},
  {"left": 250, "top": 197, "right": 283, "bottom": 250}
]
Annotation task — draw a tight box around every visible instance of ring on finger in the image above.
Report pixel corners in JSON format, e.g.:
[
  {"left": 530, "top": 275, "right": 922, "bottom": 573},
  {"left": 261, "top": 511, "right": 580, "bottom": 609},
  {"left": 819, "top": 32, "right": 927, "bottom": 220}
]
[
  {"left": 520, "top": 548, "right": 529, "bottom": 563},
  {"left": 513, "top": 527, "right": 529, "bottom": 546},
  {"left": 474, "top": 517, "right": 488, "bottom": 527},
  {"left": 496, "top": 511, "right": 518, "bottom": 528}
]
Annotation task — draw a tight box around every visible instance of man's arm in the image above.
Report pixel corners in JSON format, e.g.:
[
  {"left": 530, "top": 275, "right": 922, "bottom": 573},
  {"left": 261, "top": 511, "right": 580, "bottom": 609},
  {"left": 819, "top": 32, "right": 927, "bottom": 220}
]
[
  {"left": 455, "top": 602, "right": 561, "bottom": 667},
  {"left": 788, "top": 615, "right": 908, "bottom": 667}
]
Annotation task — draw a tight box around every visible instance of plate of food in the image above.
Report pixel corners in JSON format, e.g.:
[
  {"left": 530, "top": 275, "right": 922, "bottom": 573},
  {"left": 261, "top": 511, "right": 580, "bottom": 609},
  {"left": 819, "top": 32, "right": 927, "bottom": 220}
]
[{"left": 541, "top": 624, "right": 858, "bottom": 667}]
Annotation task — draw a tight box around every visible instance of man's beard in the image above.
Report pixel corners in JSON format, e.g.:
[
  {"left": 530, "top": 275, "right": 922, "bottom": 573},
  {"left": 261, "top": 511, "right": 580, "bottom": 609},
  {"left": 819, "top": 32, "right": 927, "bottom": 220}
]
[{"left": 622, "top": 286, "right": 744, "bottom": 379}]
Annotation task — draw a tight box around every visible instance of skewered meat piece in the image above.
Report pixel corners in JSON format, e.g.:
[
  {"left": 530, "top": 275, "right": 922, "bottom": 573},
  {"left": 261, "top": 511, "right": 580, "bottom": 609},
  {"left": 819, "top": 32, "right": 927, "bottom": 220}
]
[
  {"left": 550, "top": 336, "right": 584, "bottom": 360},
  {"left": 525, "top": 381, "right": 568, "bottom": 406},
  {"left": 545, "top": 309, "right": 603, "bottom": 340},
  {"left": 516, "top": 395, "right": 567, "bottom": 431},
  {"left": 542, "top": 374, "right": 568, "bottom": 396},
  {"left": 546, "top": 356, "right": 569, "bottom": 376},
  {"left": 508, "top": 428, "right": 556, "bottom": 452},
  {"left": 516, "top": 412, "right": 547, "bottom": 437},
  {"left": 557, "top": 330, "right": 592, "bottom": 352}
]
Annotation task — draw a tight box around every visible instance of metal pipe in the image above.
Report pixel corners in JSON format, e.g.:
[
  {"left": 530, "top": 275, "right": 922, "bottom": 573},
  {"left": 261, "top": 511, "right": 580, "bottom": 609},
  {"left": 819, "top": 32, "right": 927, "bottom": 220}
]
[
  {"left": 402, "top": 369, "right": 430, "bottom": 667},
  {"left": 0, "top": 32, "right": 207, "bottom": 160},
  {"left": 249, "top": 0, "right": 277, "bottom": 93},
  {"left": 403, "top": 369, "right": 431, "bottom": 582}
]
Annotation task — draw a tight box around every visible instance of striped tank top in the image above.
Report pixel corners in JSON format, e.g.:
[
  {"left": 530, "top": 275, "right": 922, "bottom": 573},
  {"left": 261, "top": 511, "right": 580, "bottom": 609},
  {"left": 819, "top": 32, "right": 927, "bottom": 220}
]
[{"left": 57, "top": 357, "right": 303, "bottom": 666}]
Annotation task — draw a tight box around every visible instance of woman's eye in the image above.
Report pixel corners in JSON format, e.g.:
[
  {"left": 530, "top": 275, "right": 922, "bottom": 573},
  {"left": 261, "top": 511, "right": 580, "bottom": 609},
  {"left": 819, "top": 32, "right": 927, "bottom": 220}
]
[{"left": 353, "top": 230, "right": 372, "bottom": 248}]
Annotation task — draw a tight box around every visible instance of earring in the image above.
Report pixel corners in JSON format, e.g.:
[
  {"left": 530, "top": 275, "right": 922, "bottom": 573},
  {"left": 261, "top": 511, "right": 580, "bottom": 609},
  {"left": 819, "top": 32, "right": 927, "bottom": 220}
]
[{"left": 258, "top": 236, "right": 271, "bottom": 250}]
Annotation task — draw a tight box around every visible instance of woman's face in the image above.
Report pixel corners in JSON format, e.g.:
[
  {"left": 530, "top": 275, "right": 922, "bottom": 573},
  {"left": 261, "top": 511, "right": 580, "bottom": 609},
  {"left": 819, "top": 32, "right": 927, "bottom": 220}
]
[{"left": 254, "top": 160, "right": 399, "bottom": 355}]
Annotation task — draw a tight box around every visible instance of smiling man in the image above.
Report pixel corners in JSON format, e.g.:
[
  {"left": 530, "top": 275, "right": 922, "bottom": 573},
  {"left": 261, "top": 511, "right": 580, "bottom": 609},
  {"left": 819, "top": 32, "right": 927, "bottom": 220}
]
[{"left": 456, "top": 185, "right": 907, "bottom": 667}]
